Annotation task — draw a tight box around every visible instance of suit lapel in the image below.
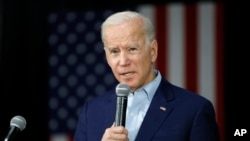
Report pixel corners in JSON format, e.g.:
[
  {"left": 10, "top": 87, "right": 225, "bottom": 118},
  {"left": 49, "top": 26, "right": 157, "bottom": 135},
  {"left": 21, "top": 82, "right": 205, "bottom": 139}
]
[{"left": 135, "top": 79, "right": 175, "bottom": 141}]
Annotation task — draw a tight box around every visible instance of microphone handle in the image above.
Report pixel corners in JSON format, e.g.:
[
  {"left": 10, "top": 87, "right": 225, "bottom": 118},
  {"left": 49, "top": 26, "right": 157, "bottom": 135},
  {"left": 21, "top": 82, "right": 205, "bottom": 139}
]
[
  {"left": 4, "top": 127, "right": 20, "bottom": 141},
  {"left": 115, "top": 96, "right": 128, "bottom": 126}
]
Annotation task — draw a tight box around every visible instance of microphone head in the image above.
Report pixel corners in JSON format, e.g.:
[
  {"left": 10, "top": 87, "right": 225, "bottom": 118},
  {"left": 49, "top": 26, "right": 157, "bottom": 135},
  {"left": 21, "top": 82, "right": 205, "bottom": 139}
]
[
  {"left": 116, "top": 83, "right": 130, "bottom": 97},
  {"left": 10, "top": 115, "right": 27, "bottom": 131}
]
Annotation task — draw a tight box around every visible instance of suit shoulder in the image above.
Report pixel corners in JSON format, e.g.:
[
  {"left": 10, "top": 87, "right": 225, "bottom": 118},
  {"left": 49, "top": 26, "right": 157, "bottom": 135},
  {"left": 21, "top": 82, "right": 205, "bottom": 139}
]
[
  {"left": 160, "top": 79, "right": 213, "bottom": 105},
  {"left": 83, "top": 89, "right": 115, "bottom": 106}
]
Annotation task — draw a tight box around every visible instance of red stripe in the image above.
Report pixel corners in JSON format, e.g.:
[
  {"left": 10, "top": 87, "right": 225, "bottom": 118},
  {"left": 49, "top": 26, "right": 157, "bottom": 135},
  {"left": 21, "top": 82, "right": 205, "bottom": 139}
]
[
  {"left": 155, "top": 6, "right": 168, "bottom": 78},
  {"left": 215, "top": 3, "right": 225, "bottom": 141},
  {"left": 184, "top": 4, "right": 198, "bottom": 93}
]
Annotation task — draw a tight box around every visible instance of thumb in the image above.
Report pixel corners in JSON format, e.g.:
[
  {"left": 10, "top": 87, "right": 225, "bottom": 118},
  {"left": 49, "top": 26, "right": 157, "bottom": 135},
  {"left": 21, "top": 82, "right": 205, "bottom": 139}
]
[{"left": 111, "top": 122, "right": 115, "bottom": 127}]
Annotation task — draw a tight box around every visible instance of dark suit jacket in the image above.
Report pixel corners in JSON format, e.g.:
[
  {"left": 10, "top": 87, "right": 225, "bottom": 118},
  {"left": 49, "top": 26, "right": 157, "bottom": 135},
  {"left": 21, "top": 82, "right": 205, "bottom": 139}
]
[{"left": 74, "top": 78, "right": 220, "bottom": 141}]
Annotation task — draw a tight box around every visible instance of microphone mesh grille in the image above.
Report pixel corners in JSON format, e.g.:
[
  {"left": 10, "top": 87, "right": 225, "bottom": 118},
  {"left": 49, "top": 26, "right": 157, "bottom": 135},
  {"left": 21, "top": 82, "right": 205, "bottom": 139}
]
[
  {"left": 116, "top": 83, "right": 130, "bottom": 97},
  {"left": 10, "top": 115, "right": 27, "bottom": 131}
]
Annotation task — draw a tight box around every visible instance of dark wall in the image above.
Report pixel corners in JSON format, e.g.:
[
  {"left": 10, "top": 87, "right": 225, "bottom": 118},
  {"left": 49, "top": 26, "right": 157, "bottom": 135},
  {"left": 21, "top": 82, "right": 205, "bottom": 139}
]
[
  {"left": 223, "top": 1, "right": 249, "bottom": 140},
  {"left": 0, "top": 0, "right": 49, "bottom": 141},
  {"left": 0, "top": 0, "right": 249, "bottom": 141}
]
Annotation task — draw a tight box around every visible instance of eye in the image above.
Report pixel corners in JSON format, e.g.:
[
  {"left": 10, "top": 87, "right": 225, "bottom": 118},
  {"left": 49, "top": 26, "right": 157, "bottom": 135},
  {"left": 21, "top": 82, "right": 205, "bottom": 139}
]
[
  {"left": 110, "top": 48, "right": 120, "bottom": 55},
  {"left": 129, "top": 47, "right": 139, "bottom": 53}
]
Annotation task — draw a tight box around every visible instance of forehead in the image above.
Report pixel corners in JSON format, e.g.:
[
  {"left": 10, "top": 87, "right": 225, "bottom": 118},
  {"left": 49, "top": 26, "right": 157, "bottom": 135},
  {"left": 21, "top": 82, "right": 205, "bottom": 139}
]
[
  {"left": 103, "top": 21, "right": 145, "bottom": 44},
  {"left": 105, "top": 18, "right": 144, "bottom": 33}
]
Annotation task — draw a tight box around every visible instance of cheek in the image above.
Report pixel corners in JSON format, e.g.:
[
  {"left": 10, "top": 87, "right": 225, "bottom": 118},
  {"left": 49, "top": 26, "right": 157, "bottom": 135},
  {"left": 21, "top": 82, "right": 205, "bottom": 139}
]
[
  {"left": 136, "top": 56, "right": 149, "bottom": 70},
  {"left": 106, "top": 56, "right": 112, "bottom": 66},
  {"left": 141, "top": 52, "right": 152, "bottom": 63}
]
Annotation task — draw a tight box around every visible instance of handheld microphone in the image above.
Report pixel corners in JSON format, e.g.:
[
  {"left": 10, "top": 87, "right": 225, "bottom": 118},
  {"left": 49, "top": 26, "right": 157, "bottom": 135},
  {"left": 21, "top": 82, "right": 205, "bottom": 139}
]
[
  {"left": 4, "top": 115, "right": 27, "bottom": 141},
  {"left": 115, "top": 83, "right": 130, "bottom": 126}
]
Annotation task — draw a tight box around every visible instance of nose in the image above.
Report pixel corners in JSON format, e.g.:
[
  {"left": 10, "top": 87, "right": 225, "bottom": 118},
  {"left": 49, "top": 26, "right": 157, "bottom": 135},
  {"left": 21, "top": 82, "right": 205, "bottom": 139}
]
[{"left": 119, "top": 51, "right": 129, "bottom": 66}]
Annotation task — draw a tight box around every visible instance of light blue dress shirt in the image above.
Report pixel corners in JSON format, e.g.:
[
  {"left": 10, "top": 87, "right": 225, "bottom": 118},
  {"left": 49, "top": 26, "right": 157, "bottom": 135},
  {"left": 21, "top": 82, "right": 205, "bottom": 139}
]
[{"left": 125, "top": 70, "right": 162, "bottom": 141}]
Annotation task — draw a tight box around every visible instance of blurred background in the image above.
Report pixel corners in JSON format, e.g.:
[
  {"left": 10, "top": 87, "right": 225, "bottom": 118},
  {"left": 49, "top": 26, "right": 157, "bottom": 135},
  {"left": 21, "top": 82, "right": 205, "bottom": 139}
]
[{"left": 0, "top": 0, "right": 249, "bottom": 141}]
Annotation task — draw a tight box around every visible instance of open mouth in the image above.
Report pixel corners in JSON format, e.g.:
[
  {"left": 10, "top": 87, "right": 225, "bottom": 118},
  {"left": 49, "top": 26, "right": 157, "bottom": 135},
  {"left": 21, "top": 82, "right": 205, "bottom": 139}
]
[{"left": 121, "top": 72, "right": 134, "bottom": 77}]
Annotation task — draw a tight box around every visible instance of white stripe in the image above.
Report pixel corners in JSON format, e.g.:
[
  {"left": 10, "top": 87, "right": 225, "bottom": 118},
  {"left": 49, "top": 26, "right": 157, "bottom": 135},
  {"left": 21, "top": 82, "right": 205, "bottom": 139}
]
[
  {"left": 168, "top": 3, "right": 185, "bottom": 87},
  {"left": 137, "top": 4, "right": 155, "bottom": 26},
  {"left": 137, "top": 5, "right": 156, "bottom": 68},
  {"left": 198, "top": 2, "right": 216, "bottom": 106}
]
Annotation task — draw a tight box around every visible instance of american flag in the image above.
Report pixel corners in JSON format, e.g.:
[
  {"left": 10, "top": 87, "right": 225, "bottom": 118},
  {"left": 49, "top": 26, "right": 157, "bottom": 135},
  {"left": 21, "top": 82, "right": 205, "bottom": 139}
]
[{"left": 47, "top": 2, "right": 224, "bottom": 141}]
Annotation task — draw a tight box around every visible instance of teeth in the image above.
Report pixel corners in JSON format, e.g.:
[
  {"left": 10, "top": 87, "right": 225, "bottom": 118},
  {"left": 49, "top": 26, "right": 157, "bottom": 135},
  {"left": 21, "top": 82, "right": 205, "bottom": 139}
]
[{"left": 124, "top": 72, "right": 132, "bottom": 76}]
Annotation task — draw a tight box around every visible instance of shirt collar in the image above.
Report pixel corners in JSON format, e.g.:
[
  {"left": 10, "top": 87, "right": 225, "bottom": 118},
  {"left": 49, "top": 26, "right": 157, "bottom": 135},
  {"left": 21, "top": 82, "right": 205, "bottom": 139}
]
[{"left": 133, "top": 69, "right": 162, "bottom": 101}]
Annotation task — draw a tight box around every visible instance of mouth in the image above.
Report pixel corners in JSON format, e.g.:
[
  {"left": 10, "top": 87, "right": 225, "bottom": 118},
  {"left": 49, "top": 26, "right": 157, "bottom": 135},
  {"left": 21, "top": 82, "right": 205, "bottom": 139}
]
[{"left": 120, "top": 72, "right": 134, "bottom": 77}]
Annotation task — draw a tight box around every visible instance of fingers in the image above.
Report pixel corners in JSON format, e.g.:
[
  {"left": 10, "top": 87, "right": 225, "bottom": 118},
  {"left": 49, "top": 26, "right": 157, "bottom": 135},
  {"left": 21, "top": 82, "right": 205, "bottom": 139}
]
[{"left": 101, "top": 125, "right": 128, "bottom": 141}]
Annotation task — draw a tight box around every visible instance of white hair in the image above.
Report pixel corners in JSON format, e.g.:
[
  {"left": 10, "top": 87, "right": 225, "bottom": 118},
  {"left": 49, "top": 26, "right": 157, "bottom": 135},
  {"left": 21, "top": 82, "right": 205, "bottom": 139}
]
[{"left": 101, "top": 11, "right": 155, "bottom": 46}]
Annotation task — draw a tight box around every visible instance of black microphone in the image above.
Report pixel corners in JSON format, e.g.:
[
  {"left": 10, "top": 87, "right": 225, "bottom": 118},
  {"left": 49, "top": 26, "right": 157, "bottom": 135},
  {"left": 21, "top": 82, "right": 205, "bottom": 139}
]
[
  {"left": 115, "top": 83, "right": 130, "bottom": 126},
  {"left": 4, "top": 115, "right": 27, "bottom": 141}
]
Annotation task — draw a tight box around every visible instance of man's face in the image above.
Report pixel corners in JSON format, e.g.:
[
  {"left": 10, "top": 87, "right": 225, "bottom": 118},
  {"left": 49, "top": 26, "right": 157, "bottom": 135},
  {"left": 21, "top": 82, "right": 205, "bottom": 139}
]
[{"left": 103, "top": 20, "right": 157, "bottom": 91}]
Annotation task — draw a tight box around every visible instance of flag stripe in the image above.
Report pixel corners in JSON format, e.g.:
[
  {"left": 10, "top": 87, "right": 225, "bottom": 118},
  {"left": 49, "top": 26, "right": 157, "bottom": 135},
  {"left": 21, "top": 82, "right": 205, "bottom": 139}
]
[
  {"left": 198, "top": 2, "right": 216, "bottom": 106},
  {"left": 155, "top": 5, "right": 167, "bottom": 78},
  {"left": 215, "top": 3, "right": 225, "bottom": 141},
  {"left": 168, "top": 3, "right": 185, "bottom": 87},
  {"left": 184, "top": 3, "right": 198, "bottom": 92}
]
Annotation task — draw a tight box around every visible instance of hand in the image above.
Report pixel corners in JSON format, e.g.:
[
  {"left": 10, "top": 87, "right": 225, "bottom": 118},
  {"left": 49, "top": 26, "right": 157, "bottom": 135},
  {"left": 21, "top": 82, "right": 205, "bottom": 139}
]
[{"left": 101, "top": 123, "right": 129, "bottom": 141}]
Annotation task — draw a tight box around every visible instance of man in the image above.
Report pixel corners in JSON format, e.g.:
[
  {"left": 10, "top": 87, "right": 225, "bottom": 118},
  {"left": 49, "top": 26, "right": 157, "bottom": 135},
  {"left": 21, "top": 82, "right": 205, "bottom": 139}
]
[{"left": 74, "top": 10, "right": 220, "bottom": 141}]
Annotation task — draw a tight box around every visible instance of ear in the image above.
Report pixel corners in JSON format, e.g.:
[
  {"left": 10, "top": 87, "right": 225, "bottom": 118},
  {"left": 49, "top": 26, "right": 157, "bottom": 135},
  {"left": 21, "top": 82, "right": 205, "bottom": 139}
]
[{"left": 150, "top": 40, "right": 158, "bottom": 63}]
